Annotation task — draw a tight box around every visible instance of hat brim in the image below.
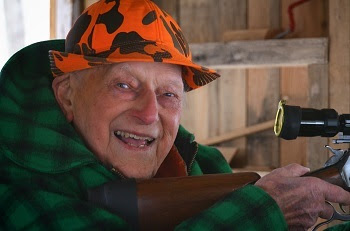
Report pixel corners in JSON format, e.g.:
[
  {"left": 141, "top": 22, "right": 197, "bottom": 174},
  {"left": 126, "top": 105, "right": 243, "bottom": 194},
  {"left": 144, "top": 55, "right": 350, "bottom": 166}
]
[{"left": 49, "top": 42, "right": 219, "bottom": 91}]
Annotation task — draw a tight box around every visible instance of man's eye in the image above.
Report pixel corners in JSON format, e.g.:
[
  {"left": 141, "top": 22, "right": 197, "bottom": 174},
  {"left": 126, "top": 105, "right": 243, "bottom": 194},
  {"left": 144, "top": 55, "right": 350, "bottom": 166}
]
[
  {"left": 164, "top": 92, "right": 175, "bottom": 97},
  {"left": 116, "top": 83, "right": 130, "bottom": 89}
]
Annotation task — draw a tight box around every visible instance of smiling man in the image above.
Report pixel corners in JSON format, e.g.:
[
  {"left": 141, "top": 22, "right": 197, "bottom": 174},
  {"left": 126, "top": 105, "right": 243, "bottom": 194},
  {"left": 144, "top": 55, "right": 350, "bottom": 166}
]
[
  {"left": 1, "top": 0, "right": 350, "bottom": 230},
  {"left": 54, "top": 62, "right": 184, "bottom": 179}
]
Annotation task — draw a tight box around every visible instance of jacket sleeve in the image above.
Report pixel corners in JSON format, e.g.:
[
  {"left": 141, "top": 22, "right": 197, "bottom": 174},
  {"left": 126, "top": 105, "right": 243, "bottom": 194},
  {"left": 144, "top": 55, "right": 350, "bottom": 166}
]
[
  {"left": 175, "top": 185, "right": 288, "bottom": 231},
  {"left": 0, "top": 184, "right": 131, "bottom": 231}
]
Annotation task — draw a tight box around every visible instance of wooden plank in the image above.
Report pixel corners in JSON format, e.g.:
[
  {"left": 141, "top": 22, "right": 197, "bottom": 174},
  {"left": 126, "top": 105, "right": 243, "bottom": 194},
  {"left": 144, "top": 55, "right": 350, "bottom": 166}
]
[
  {"left": 179, "top": 0, "right": 248, "bottom": 167},
  {"left": 223, "top": 28, "right": 284, "bottom": 41},
  {"left": 280, "top": 66, "right": 309, "bottom": 167},
  {"left": 281, "top": 0, "right": 328, "bottom": 38},
  {"left": 328, "top": 0, "right": 350, "bottom": 185},
  {"left": 180, "top": 86, "right": 209, "bottom": 142},
  {"left": 247, "top": 69, "right": 280, "bottom": 168},
  {"left": 248, "top": 0, "right": 280, "bottom": 29},
  {"left": 216, "top": 69, "right": 247, "bottom": 167},
  {"left": 179, "top": 0, "right": 247, "bottom": 43},
  {"left": 246, "top": 0, "right": 280, "bottom": 169},
  {"left": 329, "top": 0, "right": 350, "bottom": 114},
  {"left": 182, "top": 69, "right": 248, "bottom": 167},
  {"left": 181, "top": 69, "right": 247, "bottom": 150},
  {"left": 199, "top": 120, "right": 274, "bottom": 145},
  {"left": 306, "top": 64, "right": 329, "bottom": 170},
  {"left": 190, "top": 38, "right": 328, "bottom": 69}
]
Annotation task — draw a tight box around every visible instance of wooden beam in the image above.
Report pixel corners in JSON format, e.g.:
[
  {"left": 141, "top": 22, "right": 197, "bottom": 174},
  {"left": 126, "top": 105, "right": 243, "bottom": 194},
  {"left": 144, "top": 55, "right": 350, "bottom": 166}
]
[
  {"left": 223, "top": 28, "right": 284, "bottom": 41},
  {"left": 198, "top": 120, "right": 275, "bottom": 145},
  {"left": 190, "top": 38, "right": 328, "bottom": 69}
]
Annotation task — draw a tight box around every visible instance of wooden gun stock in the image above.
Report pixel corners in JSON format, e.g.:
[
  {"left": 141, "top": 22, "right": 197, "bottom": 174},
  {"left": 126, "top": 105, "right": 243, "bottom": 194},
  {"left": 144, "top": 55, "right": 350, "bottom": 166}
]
[
  {"left": 88, "top": 172, "right": 261, "bottom": 230},
  {"left": 88, "top": 159, "right": 350, "bottom": 231}
]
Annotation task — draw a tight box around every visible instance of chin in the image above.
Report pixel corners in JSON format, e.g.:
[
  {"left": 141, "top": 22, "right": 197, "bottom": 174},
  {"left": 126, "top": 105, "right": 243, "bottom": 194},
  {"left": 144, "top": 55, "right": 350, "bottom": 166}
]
[{"left": 121, "top": 167, "right": 156, "bottom": 180}]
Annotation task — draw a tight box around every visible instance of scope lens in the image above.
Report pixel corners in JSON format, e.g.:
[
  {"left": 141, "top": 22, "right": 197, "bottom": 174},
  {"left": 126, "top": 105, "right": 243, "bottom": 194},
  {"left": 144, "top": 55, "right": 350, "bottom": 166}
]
[{"left": 274, "top": 100, "right": 285, "bottom": 136}]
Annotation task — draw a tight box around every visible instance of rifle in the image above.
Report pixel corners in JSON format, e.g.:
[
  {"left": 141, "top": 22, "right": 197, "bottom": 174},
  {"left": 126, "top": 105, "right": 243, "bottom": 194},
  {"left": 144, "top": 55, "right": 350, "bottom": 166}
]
[
  {"left": 87, "top": 100, "right": 350, "bottom": 230},
  {"left": 88, "top": 172, "right": 260, "bottom": 230}
]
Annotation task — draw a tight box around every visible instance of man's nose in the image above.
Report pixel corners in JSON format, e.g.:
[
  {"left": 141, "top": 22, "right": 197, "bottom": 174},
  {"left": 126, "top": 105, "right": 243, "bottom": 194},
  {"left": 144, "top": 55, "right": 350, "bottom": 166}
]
[{"left": 132, "top": 91, "right": 159, "bottom": 124}]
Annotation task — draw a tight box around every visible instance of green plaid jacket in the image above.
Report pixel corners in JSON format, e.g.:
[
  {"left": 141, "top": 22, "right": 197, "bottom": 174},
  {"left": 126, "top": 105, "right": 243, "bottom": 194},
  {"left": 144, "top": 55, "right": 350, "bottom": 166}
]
[{"left": 0, "top": 40, "right": 290, "bottom": 230}]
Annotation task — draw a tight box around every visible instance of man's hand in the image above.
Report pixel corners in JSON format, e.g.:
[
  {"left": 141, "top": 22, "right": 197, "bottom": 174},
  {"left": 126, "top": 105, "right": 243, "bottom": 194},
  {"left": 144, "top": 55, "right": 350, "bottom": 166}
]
[{"left": 255, "top": 164, "right": 350, "bottom": 230}]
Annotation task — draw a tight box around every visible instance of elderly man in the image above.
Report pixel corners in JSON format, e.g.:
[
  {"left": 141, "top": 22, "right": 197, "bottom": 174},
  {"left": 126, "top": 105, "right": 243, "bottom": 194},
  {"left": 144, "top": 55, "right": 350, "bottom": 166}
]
[{"left": 0, "top": 0, "right": 349, "bottom": 230}]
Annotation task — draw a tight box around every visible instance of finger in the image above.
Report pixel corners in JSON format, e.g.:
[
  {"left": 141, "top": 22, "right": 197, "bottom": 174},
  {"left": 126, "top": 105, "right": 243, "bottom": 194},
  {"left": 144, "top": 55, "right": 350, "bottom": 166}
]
[
  {"left": 324, "top": 183, "right": 350, "bottom": 205},
  {"left": 281, "top": 163, "right": 311, "bottom": 177},
  {"left": 319, "top": 202, "right": 334, "bottom": 220}
]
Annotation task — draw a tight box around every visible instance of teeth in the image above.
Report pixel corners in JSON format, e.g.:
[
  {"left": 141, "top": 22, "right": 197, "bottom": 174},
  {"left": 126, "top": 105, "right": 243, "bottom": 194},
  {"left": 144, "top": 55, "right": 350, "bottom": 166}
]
[{"left": 115, "top": 131, "right": 154, "bottom": 142}]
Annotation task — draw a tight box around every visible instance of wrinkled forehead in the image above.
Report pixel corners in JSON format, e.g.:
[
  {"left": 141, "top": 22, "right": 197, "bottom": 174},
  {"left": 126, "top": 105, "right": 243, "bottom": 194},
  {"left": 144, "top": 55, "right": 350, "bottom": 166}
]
[{"left": 74, "top": 61, "right": 184, "bottom": 89}]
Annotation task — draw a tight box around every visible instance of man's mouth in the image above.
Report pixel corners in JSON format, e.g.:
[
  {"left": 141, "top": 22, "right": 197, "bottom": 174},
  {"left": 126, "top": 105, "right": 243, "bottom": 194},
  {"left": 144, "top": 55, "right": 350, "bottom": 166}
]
[{"left": 114, "top": 130, "right": 155, "bottom": 148}]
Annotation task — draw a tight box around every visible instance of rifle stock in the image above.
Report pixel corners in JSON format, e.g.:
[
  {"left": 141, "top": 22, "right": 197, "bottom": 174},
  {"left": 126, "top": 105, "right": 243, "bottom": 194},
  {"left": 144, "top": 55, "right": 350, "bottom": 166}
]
[
  {"left": 88, "top": 172, "right": 260, "bottom": 230},
  {"left": 88, "top": 163, "right": 350, "bottom": 230}
]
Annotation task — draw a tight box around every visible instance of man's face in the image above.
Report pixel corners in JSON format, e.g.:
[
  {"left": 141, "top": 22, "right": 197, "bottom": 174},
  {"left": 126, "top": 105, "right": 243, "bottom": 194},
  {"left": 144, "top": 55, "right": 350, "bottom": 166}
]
[{"left": 67, "top": 62, "right": 184, "bottom": 179}]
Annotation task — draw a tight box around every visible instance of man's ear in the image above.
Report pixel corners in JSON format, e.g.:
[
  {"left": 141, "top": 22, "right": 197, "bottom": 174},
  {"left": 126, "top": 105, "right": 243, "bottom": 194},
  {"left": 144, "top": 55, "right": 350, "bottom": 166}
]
[{"left": 52, "top": 74, "right": 74, "bottom": 122}]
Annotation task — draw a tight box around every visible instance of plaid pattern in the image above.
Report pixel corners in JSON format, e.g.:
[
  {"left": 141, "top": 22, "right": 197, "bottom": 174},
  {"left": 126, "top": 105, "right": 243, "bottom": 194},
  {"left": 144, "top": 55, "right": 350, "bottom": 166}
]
[
  {"left": 175, "top": 185, "right": 286, "bottom": 231},
  {"left": 0, "top": 40, "right": 288, "bottom": 230}
]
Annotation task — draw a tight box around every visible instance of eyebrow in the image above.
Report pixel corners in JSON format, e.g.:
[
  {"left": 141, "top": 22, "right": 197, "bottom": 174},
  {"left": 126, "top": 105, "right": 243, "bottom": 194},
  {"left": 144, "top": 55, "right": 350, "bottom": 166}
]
[{"left": 107, "top": 63, "right": 184, "bottom": 90}]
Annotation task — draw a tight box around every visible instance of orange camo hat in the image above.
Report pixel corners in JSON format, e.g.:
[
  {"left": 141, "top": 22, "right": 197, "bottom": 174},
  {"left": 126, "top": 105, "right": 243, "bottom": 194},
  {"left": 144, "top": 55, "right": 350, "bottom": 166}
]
[{"left": 48, "top": 0, "right": 220, "bottom": 91}]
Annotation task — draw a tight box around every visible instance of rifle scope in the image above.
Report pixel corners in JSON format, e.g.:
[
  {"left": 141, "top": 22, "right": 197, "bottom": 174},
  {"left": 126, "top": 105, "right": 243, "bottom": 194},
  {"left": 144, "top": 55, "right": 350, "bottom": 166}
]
[{"left": 274, "top": 100, "right": 350, "bottom": 140}]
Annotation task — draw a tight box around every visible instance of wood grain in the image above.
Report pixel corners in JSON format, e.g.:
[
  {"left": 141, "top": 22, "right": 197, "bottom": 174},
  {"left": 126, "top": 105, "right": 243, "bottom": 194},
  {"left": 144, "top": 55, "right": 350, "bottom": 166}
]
[
  {"left": 179, "top": 0, "right": 247, "bottom": 43},
  {"left": 190, "top": 38, "right": 328, "bottom": 69},
  {"left": 280, "top": 67, "right": 309, "bottom": 166},
  {"left": 281, "top": 0, "right": 328, "bottom": 38},
  {"left": 329, "top": 0, "right": 350, "bottom": 114},
  {"left": 247, "top": 69, "right": 280, "bottom": 168},
  {"left": 306, "top": 64, "right": 329, "bottom": 170}
]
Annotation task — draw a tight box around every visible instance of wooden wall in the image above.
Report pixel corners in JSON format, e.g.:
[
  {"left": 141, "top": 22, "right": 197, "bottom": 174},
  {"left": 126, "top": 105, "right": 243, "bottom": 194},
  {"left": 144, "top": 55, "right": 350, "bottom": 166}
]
[{"left": 153, "top": 0, "right": 349, "bottom": 172}]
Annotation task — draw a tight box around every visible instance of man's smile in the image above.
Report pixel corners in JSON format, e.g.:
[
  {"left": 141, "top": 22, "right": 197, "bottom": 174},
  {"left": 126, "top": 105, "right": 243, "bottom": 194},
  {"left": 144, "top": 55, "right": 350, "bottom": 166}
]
[{"left": 114, "top": 130, "right": 155, "bottom": 148}]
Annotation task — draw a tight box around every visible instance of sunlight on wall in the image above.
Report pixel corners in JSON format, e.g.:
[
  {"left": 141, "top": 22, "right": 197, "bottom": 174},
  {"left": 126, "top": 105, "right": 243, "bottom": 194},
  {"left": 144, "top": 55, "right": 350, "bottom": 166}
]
[{"left": 0, "top": 0, "right": 50, "bottom": 70}]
